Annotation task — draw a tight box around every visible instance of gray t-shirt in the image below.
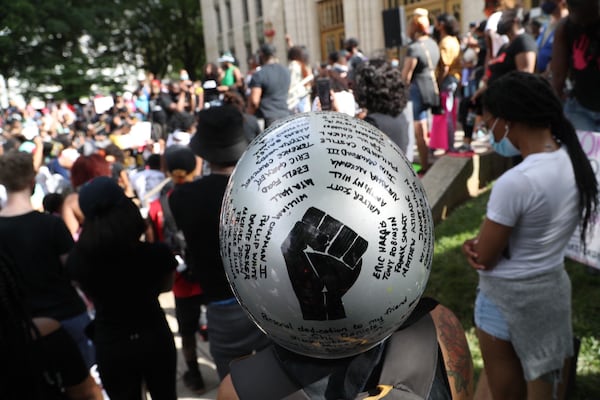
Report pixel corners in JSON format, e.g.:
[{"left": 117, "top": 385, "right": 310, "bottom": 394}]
[
  {"left": 365, "top": 113, "right": 410, "bottom": 155},
  {"left": 406, "top": 37, "right": 440, "bottom": 82},
  {"left": 249, "top": 63, "right": 291, "bottom": 121}
]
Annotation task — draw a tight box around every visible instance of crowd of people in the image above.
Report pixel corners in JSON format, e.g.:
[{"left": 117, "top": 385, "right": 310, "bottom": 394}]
[{"left": 0, "top": 0, "right": 598, "bottom": 398}]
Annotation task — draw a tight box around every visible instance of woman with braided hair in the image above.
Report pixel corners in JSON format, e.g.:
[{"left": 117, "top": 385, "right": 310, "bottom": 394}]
[{"left": 463, "top": 71, "right": 597, "bottom": 399}]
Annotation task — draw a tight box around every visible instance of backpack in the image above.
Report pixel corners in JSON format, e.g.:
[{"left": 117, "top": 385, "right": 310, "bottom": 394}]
[
  {"left": 230, "top": 298, "right": 449, "bottom": 400},
  {"left": 159, "top": 191, "right": 198, "bottom": 283}
]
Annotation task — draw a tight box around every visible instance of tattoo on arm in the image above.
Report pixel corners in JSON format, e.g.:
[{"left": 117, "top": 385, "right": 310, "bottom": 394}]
[{"left": 432, "top": 305, "right": 474, "bottom": 399}]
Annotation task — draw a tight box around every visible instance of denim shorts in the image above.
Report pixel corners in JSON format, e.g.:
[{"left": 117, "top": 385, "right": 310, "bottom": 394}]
[
  {"left": 474, "top": 289, "right": 511, "bottom": 341},
  {"left": 409, "top": 83, "right": 429, "bottom": 122}
]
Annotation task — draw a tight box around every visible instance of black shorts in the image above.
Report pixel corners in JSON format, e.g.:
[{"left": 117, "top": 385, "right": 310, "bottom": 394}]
[{"left": 174, "top": 295, "right": 204, "bottom": 336}]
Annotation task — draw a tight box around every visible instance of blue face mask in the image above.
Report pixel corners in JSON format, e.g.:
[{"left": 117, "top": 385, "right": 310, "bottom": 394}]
[{"left": 489, "top": 119, "right": 521, "bottom": 157}]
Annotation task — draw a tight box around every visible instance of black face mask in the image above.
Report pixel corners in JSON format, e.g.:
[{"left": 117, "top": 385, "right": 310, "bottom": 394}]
[{"left": 541, "top": 0, "right": 558, "bottom": 14}]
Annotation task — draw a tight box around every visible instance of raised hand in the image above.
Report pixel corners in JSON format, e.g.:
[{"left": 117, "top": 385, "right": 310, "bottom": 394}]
[{"left": 281, "top": 207, "right": 368, "bottom": 321}]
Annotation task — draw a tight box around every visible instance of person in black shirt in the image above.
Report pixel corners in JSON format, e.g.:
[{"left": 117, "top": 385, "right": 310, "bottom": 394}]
[
  {"left": 149, "top": 79, "right": 176, "bottom": 143},
  {"left": 0, "top": 248, "right": 102, "bottom": 400},
  {"left": 552, "top": 0, "right": 600, "bottom": 131},
  {"left": 67, "top": 176, "right": 178, "bottom": 400},
  {"left": 0, "top": 150, "right": 95, "bottom": 369},
  {"left": 169, "top": 105, "right": 271, "bottom": 380},
  {"left": 472, "top": 7, "right": 537, "bottom": 101}
]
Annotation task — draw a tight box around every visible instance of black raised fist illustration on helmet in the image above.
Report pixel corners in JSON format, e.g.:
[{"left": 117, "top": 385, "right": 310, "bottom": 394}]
[{"left": 281, "top": 207, "right": 368, "bottom": 321}]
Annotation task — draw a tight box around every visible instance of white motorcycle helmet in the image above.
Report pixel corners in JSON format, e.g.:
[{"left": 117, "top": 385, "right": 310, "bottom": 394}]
[{"left": 220, "top": 112, "right": 434, "bottom": 359}]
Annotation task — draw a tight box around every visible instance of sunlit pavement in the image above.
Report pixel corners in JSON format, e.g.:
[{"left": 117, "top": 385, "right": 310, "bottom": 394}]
[{"left": 160, "top": 292, "right": 220, "bottom": 400}]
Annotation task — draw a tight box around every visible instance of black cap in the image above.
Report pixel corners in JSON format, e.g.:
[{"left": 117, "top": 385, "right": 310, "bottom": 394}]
[
  {"left": 79, "top": 176, "right": 128, "bottom": 219},
  {"left": 259, "top": 43, "right": 276, "bottom": 58},
  {"left": 165, "top": 145, "right": 196, "bottom": 173},
  {"left": 190, "top": 105, "right": 249, "bottom": 164}
]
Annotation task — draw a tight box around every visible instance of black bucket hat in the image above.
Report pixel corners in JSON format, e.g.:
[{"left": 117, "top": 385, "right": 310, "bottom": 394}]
[{"left": 190, "top": 105, "right": 249, "bottom": 164}]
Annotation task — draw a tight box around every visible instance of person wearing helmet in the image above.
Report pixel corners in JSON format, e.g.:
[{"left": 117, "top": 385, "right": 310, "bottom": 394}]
[
  {"left": 214, "top": 112, "right": 474, "bottom": 400},
  {"left": 168, "top": 105, "right": 271, "bottom": 381}
]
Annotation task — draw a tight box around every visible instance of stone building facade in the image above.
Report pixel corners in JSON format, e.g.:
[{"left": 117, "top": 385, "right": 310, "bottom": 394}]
[{"left": 199, "top": 0, "right": 536, "bottom": 73}]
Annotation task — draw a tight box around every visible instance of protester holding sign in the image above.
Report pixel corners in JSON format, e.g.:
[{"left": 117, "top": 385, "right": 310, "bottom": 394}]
[{"left": 462, "top": 72, "right": 598, "bottom": 399}]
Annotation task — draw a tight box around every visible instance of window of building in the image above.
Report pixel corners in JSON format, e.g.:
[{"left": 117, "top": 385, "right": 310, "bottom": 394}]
[
  {"left": 317, "top": 0, "right": 345, "bottom": 62},
  {"left": 215, "top": 5, "right": 223, "bottom": 34},
  {"left": 226, "top": 1, "right": 233, "bottom": 30},
  {"left": 383, "top": 0, "right": 401, "bottom": 7},
  {"left": 318, "top": 0, "right": 344, "bottom": 30},
  {"left": 242, "top": 0, "right": 250, "bottom": 22},
  {"left": 256, "top": 0, "right": 263, "bottom": 18}
]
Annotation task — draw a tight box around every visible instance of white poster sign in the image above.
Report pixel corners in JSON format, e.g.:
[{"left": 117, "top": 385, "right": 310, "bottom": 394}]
[
  {"left": 112, "top": 121, "right": 152, "bottom": 149},
  {"left": 566, "top": 130, "right": 600, "bottom": 269},
  {"left": 93, "top": 96, "right": 114, "bottom": 114}
]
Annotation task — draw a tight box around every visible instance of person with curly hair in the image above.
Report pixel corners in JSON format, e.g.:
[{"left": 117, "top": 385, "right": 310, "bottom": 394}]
[{"left": 354, "top": 59, "right": 411, "bottom": 155}]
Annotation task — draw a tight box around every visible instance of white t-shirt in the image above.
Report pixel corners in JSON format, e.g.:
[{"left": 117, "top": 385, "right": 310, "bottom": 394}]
[
  {"left": 311, "top": 91, "right": 357, "bottom": 117},
  {"left": 480, "top": 147, "right": 579, "bottom": 279},
  {"left": 130, "top": 169, "right": 166, "bottom": 206},
  {"left": 485, "top": 12, "right": 510, "bottom": 57}
]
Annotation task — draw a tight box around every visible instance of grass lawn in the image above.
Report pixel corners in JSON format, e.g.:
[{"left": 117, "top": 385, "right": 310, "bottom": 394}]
[{"left": 425, "top": 188, "right": 600, "bottom": 399}]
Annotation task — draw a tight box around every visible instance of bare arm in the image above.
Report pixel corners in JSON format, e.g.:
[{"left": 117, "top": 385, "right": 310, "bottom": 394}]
[
  {"left": 484, "top": 30, "right": 494, "bottom": 70},
  {"left": 462, "top": 218, "right": 512, "bottom": 270},
  {"left": 247, "top": 87, "right": 262, "bottom": 115},
  {"left": 217, "top": 374, "right": 239, "bottom": 400},
  {"left": 233, "top": 67, "right": 244, "bottom": 89},
  {"left": 32, "top": 135, "right": 44, "bottom": 172},
  {"left": 62, "top": 193, "right": 84, "bottom": 238},
  {"left": 515, "top": 51, "right": 536, "bottom": 73},
  {"left": 175, "top": 92, "right": 187, "bottom": 113},
  {"left": 430, "top": 305, "right": 475, "bottom": 400},
  {"left": 401, "top": 57, "right": 418, "bottom": 85}
]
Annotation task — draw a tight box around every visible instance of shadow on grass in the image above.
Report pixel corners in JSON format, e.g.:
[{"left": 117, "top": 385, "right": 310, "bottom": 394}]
[{"left": 426, "top": 189, "right": 600, "bottom": 400}]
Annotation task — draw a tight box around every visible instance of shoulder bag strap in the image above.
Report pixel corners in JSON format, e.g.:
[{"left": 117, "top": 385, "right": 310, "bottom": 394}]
[
  {"left": 419, "top": 41, "right": 440, "bottom": 96},
  {"left": 230, "top": 346, "right": 310, "bottom": 400},
  {"left": 377, "top": 313, "right": 439, "bottom": 398}
]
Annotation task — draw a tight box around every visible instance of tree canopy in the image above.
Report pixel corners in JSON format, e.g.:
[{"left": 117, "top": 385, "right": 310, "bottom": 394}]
[{"left": 0, "top": 0, "right": 205, "bottom": 101}]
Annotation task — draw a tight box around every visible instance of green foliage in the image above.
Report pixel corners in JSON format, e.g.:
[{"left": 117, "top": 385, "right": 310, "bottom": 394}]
[
  {"left": 113, "top": 0, "right": 205, "bottom": 80},
  {"left": 0, "top": 0, "right": 205, "bottom": 100},
  {"left": 426, "top": 189, "right": 600, "bottom": 399},
  {"left": 0, "top": 0, "right": 125, "bottom": 100}
]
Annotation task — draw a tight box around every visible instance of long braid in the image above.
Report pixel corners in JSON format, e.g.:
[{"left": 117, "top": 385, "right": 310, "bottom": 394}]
[
  {"left": 483, "top": 71, "right": 598, "bottom": 248},
  {"left": 552, "top": 113, "right": 599, "bottom": 247}
]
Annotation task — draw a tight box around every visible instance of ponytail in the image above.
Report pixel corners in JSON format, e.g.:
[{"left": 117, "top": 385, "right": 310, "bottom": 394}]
[
  {"left": 552, "top": 115, "right": 598, "bottom": 249},
  {"left": 484, "top": 71, "right": 598, "bottom": 249}
]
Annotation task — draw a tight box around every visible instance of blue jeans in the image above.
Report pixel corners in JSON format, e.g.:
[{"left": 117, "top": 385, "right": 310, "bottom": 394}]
[
  {"left": 207, "top": 300, "right": 271, "bottom": 380},
  {"left": 564, "top": 97, "right": 600, "bottom": 132},
  {"left": 60, "top": 311, "right": 96, "bottom": 368}
]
